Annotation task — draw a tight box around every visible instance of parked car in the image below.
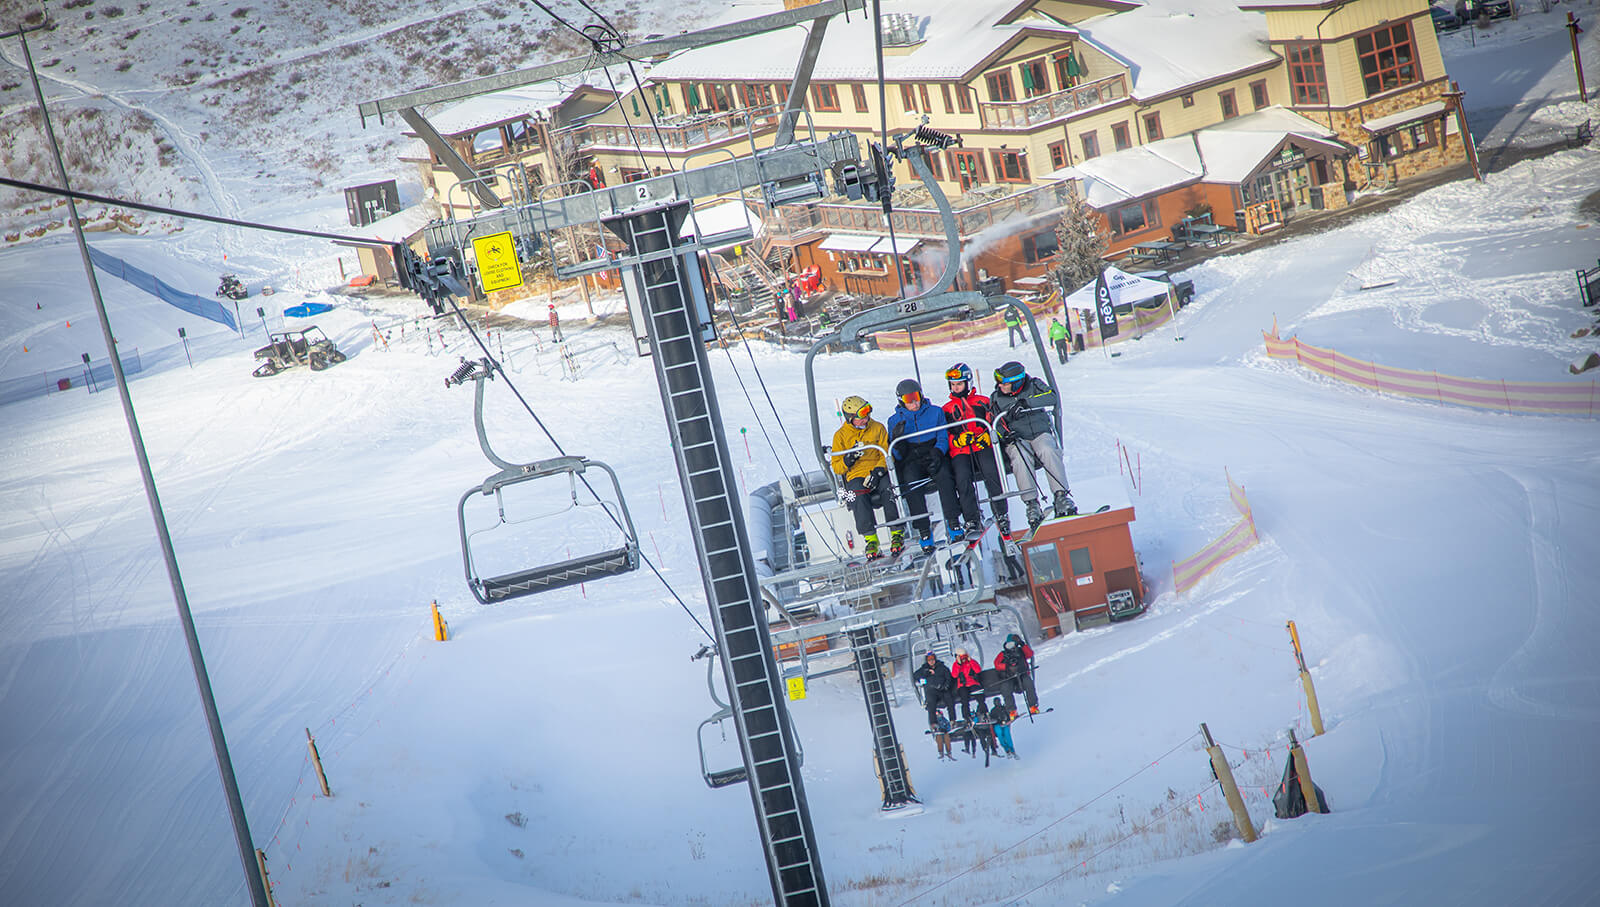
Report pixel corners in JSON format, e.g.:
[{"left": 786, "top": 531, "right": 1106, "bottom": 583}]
[
  {"left": 1429, "top": 5, "right": 1462, "bottom": 30},
  {"left": 1128, "top": 270, "right": 1196, "bottom": 309},
  {"left": 1456, "top": 0, "right": 1511, "bottom": 20}
]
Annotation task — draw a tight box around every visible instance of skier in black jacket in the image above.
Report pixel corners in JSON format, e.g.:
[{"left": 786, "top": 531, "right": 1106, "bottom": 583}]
[
  {"left": 992, "top": 360, "right": 1075, "bottom": 528},
  {"left": 912, "top": 652, "right": 957, "bottom": 725}
]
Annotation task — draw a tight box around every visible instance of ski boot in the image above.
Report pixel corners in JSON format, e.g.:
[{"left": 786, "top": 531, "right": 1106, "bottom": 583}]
[
  {"left": 1029, "top": 705, "right": 1041, "bottom": 715},
  {"left": 863, "top": 533, "right": 882, "bottom": 560},
  {"left": 947, "top": 524, "right": 965, "bottom": 545},
  {"left": 1025, "top": 500, "right": 1045, "bottom": 530},
  {"left": 1053, "top": 490, "right": 1078, "bottom": 518},
  {"left": 994, "top": 513, "right": 1011, "bottom": 539},
  {"left": 964, "top": 519, "right": 983, "bottom": 538},
  {"left": 888, "top": 528, "right": 906, "bottom": 558},
  {"left": 918, "top": 532, "right": 937, "bottom": 557}
]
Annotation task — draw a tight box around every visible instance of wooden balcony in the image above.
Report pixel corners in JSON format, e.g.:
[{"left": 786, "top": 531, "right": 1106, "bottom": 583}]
[
  {"left": 560, "top": 105, "right": 785, "bottom": 154},
  {"left": 765, "top": 179, "right": 1080, "bottom": 245},
  {"left": 978, "top": 73, "right": 1129, "bottom": 131}
]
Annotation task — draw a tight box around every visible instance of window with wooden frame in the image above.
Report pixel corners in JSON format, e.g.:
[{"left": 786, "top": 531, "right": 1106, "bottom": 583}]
[
  {"left": 1356, "top": 22, "right": 1419, "bottom": 97},
  {"left": 1250, "top": 79, "right": 1269, "bottom": 110},
  {"left": 852, "top": 83, "right": 868, "bottom": 113},
  {"left": 919, "top": 84, "right": 933, "bottom": 113},
  {"left": 1020, "top": 58, "right": 1050, "bottom": 98},
  {"left": 986, "top": 71, "right": 1016, "bottom": 103},
  {"left": 957, "top": 86, "right": 974, "bottom": 114},
  {"left": 1048, "top": 140, "right": 1068, "bottom": 170},
  {"left": 1287, "top": 44, "right": 1328, "bottom": 105},
  {"left": 1079, "top": 131, "right": 1100, "bottom": 160},
  {"left": 811, "top": 83, "right": 841, "bottom": 112},
  {"left": 941, "top": 84, "right": 954, "bottom": 114},
  {"left": 901, "top": 84, "right": 918, "bottom": 112},
  {"left": 1109, "top": 198, "right": 1161, "bottom": 237},
  {"left": 704, "top": 83, "right": 734, "bottom": 112},
  {"left": 1142, "top": 111, "right": 1163, "bottom": 141},
  {"left": 1407, "top": 120, "right": 1438, "bottom": 150},
  {"left": 739, "top": 83, "right": 773, "bottom": 110},
  {"left": 949, "top": 149, "right": 985, "bottom": 187},
  {"left": 1022, "top": 227, "right": 1060, "bottom": 264},
  {"left": 1181, "top": 94, "right": 1195, "bottom": 108},
  {"left": 1051, "top": 52, "right": 1076, "bottom": 90},
  {"left": 924, "top": 151, "right": 944, "bottom": 180},
  {"left": 1111, "top": 122, "right": 1131, "bottom": 151},
  {"left": 1219, "top": 89, "right": 1238, "bottom": 120},
  {"left": 991, "top": 148, "right": 1030, "bottom": 183}
]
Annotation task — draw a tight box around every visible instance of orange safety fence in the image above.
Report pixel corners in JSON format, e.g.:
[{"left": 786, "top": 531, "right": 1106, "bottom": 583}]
[
  {"left": 1263, "top": 329, "right": 1600, "bottom": 417},
  {"left": 1172, "top": 469, "right": 1258, "bottom": 596}
]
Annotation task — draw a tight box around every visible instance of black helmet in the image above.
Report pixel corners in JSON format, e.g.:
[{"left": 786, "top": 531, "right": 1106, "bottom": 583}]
[
  {"left": 895, "top": 378, "right": 923, "bottom": 405},
  {"left": 994, "top": 361, "right": 1027, "bottom": 387}
]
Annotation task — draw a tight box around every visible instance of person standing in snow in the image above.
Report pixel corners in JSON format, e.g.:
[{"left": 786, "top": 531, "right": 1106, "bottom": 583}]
[
  {"left": 913, "top": 651, "right": 958, "bottom": 725},
  {"left": 1049, "top": 317, "right": 1070, "bottom": 364},
  {"left": 886, "top": 378, "right": 964, "bottom": 553},
  {"left": 830, "top": 395, "right": 905, "bottom": 559},
  {"left": 988, "top": 697, "right": 1018, "bottom": 759},
  {"left": 992, "top": 360, "right": 1074, "bottom": 529},
  {"left": 994, "top": 633, "right": 1040, "bottom": 716},
  {"left": 1004, "top": 304, "right": 1025, "bottom": 348},
  {"left": 950, "top": 647, "right": 984, "bottom": 721},
  {"left": 941, "top": 362, "right": 1009, "bottom": 538}
]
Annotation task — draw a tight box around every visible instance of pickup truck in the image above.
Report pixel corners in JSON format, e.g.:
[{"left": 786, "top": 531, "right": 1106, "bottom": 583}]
[{"left": 1129, "top": 270, "right": 1196, "bottom": 308}]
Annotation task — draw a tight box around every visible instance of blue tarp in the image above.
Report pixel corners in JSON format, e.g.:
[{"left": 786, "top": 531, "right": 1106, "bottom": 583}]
[
  {"left": 86, "top": 246, "right": 238, "bottom": 331},
  {"left": 283, "top": 302, "right": 333, "bottom": 318}
]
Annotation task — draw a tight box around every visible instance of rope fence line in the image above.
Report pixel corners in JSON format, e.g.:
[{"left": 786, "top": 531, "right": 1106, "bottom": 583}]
[
  {"left": 1003, "top": 777, "right": 1224, "bottom": 906},
  {"left": 896, "top": 730, "right": 1204, "bottom": 906},
  {"left": 1172, "top": 469, "right": 1259, "bottom": 596},
  {"left": 1263, "top": 328, "right": 1600, "bottom": 417}
]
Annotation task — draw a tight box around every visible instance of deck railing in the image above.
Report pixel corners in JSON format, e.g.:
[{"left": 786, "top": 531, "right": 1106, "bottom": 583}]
[{"left": 978, "top": 73, "right": 1129, "bottom": 130}]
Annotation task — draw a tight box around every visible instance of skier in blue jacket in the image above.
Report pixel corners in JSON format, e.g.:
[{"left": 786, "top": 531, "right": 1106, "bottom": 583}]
[{"left": 886, "top": 378, "right": 964, "bottom": 552}]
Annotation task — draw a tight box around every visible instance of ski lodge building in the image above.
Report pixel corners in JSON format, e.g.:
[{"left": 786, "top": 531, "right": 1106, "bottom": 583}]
[{"left": 398, "top": 0, "right": 1465, "bottom": 300}]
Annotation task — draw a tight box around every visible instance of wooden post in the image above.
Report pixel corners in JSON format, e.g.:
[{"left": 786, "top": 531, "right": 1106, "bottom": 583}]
[
  {"left": 431, "top": 600, "right": 449, "bottom": 642},
  {"left": 306, "top": 728, "right": 332, "bottom": 797},
  {"left": 1287, "top": 620, "right": 1326, "bottom": 736},
  {"left": 1288, "top": 729, "right": 1326, "bottom": 814},
  {"left": 255, "top": 849, "right": 280, "bottom": 907},
  {"left": 1200, "top": 723, "right": 1257, "bottom": 843}
]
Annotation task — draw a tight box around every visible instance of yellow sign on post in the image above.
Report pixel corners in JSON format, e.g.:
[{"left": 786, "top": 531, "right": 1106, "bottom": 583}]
[
  {"left": 471, "top": 231, "right": 523, "bottom": 293},
  {"left": 786, "top": 675, "right": 807, "bottom": 701}
]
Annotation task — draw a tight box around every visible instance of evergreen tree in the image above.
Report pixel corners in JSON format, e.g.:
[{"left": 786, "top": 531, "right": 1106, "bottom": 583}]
[{"left": 1049, "top": 194, "right": 1107, "bottom": 296}]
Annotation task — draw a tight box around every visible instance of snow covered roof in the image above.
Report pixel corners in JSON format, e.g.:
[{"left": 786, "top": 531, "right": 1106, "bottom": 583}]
[
  {"left": 819, "top": 233, "right": 884, "bottom": 252},
  {"left": 679, "top": 200, "right": 765, "bottom": 244},
  {"left": 424, "top": 70, "right": 631, "bottom": 137},
  {"left": 1072, "top": 0, "right": 1278, "bottom": 100},
  {"left": 1047, "top": 106, "right": 1347, "bottom": 204},
  {"left": 1362, "top": 100, "right": 1450, "bottom": 133},
  {"left": 335, "top": 201, "right": 435, "bottom": 244},
  {"left": 645, "top": 0, "right": 1077, "bottom": 82}
]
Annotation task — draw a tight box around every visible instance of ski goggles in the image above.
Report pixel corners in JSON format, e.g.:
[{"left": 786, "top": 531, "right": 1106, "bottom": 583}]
[
  {"left": 849, "top": 404, "right": 872, "bottom": 420},
  {"left": 944, "top": 368, "right": 968, "bottom": 383},
  {"left": 899, "top": 391, "right": 922, "bottom": 406}
]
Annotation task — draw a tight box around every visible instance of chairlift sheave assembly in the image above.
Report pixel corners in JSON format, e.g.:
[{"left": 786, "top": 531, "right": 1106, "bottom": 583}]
[{"left": 447, "top": 358, "right": 641, "bottom": 604}]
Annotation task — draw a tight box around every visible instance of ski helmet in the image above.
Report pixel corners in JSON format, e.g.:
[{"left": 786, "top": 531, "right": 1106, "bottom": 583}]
[
  {"left": 895, "top": 378, "right": 923, "bottom": 406},
  {"left": 954, "top": 647, "right": 968, "bottom": 658},
  {"left": 945, "top": 362, "right": 973, "bottom": 396},
  {"left": 994, "top": 361, "right": 1028, "bottom": 387},
  {"left": 841, "top": 395, "right": 872, "bottom": 420},
  {"left": 1004, "top": 639, "right": 1018, "bottom": 650}
]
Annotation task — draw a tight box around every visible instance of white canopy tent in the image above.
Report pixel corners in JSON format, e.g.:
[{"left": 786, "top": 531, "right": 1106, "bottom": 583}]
[{"left": 1061, "top": 266, "right": 1173, "bottom": 309}]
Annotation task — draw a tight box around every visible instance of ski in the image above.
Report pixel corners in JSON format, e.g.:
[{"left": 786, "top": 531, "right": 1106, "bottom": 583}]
[{"left": 1002, "top": 504, "right": 1111, "bottom": 551}]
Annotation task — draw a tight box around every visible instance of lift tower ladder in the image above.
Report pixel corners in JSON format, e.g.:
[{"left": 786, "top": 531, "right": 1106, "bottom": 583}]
[
  {"left": 609, "top": 201, "right": 826, "bottom": 906},
  {"left": 847, "top": 624, "right": 918, "bottom": 809}
]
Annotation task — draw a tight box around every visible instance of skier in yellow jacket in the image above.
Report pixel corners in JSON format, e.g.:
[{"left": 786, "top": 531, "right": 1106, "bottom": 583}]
[{"left": 830, "top": 396, "right": 905, "bottom": 559}]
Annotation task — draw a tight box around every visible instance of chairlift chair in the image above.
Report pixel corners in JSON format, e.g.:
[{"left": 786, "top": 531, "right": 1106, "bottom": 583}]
[{"left": 449, "top": 358, "right": 641, "bottom": 604}]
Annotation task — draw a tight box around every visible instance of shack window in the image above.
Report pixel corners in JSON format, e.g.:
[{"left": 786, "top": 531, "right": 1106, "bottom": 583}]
[
  {"left": 1026, "top": 544, "right": 1063, "bottom": 583},
  {"left": 1069, "top": 546, "right": 1093, "bottom": 576}
]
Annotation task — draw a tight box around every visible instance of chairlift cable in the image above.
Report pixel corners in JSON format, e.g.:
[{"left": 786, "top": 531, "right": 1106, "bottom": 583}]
[
  {"left": 445, "top": 296, "right": 715, "bottom": 642},
  {"left": 571, "top": 3, "right": 680, "bottom": 173},
  {"left": 869, "top": 0, "right": 911, "bottom": 306}
]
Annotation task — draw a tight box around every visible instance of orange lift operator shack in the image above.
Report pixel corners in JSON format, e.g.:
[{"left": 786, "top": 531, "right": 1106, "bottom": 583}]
[{"left": 1013, "top": 476, "right": 1146, "bottom": 636}]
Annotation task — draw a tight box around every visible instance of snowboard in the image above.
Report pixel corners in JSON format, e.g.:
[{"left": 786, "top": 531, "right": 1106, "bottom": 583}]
[{"left": 1001, "top": 504, "right": 1111, "bottom": 553}]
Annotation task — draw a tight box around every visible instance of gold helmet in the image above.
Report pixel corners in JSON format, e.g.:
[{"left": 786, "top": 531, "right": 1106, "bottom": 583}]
[{"left": 841, "top": 395, "right": 872, "bottom": 420}]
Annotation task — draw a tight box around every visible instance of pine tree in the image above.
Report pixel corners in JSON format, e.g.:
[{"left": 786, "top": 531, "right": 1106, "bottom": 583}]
[{"left": 1049, "top": 193, "right": 1107, "bottom": 297}]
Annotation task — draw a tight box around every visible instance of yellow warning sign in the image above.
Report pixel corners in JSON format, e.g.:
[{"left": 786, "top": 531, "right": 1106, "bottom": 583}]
[
  {"left": 786, "top": 675, "right": 807, "bottom": 701},
  {"left": 471, "top": 231, "right": 523, "bottom": 293}
]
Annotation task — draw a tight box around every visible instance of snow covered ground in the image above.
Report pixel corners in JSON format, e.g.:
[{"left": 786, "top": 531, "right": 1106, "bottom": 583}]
[{"left": 3, "top": 2, "right": 1600, "bottom": 906}]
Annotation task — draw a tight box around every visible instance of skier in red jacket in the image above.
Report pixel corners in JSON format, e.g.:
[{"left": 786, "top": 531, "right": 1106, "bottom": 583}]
[
  {"left": 941, "top": 363, "right": 1011, "bottom": 538},
  {"left": 993, "top": 633, "right": 1040, "bottom": 716},
  {"left": 950, "top": 647, "right": 984, "bottom": 721}
]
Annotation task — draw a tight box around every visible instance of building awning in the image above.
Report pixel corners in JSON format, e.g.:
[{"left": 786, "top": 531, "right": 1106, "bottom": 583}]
[
  {"left": 818, "top": 233, "right": 883, "bottom": 253},
  {"left": 1362, "top": 100, "right": 1448, "bottom": 134},
  {"left": 871, "top": 236, "right": 923, "bottom": 256}
]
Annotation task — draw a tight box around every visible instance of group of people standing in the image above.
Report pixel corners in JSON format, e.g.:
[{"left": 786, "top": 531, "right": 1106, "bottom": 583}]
[
  {"left": 830, "top": 359, "right": 1077, "bottom": 560},
  {"left": 915, "top": 634, "right": 1042, "bottom": 764}
]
